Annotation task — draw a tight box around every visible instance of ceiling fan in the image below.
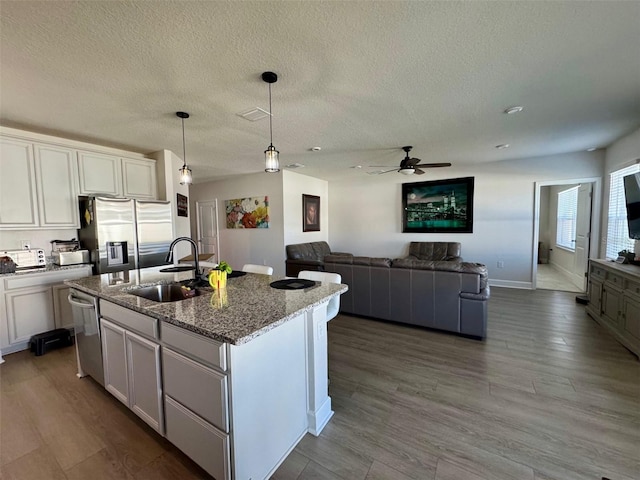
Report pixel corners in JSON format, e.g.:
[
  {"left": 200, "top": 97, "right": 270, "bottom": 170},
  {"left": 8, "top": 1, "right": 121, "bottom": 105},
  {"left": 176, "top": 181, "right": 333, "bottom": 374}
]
[{"left": 369, "top": 146, "right": 451, "bottom": 175}]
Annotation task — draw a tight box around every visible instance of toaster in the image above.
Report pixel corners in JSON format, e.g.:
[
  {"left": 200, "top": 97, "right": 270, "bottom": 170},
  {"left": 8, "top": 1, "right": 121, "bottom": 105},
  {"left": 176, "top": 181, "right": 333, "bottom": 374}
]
[{"left": 53, "top": 250, "right": 90, "bottom": 266}]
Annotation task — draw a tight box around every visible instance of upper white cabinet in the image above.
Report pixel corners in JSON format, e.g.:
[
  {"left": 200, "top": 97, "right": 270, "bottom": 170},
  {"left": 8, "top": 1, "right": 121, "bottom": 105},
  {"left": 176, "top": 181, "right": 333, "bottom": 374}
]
[
  {"left": 78, "top": 152, "right": 157, "bottom": 199},
  {"left": 34, "top": 144, "right": 79, "bottom": 228},
  {"left": 78, "top": 151, "right": 123, "bottom": 197},
  {"left": 122, "top": 157, "right": 157, "bottom": 199},
  {"left": 0, "top": 138, "right": 39, "bottom": 227}
]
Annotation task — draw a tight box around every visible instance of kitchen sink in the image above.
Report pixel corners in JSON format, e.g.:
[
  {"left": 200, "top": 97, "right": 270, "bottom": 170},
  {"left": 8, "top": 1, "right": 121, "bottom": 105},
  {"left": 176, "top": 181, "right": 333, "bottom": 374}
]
[{"left": 129, "top": 284, "right": 201, "bottom": 302}]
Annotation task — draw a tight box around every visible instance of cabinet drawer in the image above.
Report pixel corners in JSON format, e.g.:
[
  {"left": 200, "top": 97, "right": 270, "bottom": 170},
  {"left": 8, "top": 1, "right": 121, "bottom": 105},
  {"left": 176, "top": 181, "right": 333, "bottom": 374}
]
[
  {"left": 590, "top": 264, "right": 606, "bottom": 281},
  {"left": 100, "top": 300, "right": 158, "bottom": 340},
  {"left": 605, "top": 272, "right": 624, "bottom": 288},
  {"left": 625, "top": 278, "right": 640, "bottom": 298},
  {"left": 161, "top": 322, "right": 226, "bottom": 371},
  {"left": 165, "top": 395, "right": 230, "bottom": 480},
  {"left": 163, "top": 348, "right": 228, "bottom": 432}
]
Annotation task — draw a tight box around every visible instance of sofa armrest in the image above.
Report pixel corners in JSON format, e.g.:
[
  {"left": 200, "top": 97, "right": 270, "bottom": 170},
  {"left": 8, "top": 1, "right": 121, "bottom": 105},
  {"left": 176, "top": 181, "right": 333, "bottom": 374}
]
[{"left": 444, "top": 256, "right": 464, "bottom": 262}]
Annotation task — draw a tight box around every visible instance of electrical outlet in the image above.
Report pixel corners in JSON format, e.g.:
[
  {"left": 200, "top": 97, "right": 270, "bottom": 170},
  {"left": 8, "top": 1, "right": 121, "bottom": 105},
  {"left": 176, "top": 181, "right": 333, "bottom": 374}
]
[
  {"left": 497, "top": 260, "right": 505, "bottom": 268},
  {"left": 20, "top": 240, "right": 31, "bottom": 250}
]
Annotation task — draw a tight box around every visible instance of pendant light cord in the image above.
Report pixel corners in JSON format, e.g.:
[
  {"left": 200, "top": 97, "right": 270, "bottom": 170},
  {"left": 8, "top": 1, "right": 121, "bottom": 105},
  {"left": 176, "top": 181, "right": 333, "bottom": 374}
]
[
  {"left": 269, "top": 83, "right": 273, "bottom": 147},
  {"left": 181, "top": 117, "right": 187, "bottom": 164}
]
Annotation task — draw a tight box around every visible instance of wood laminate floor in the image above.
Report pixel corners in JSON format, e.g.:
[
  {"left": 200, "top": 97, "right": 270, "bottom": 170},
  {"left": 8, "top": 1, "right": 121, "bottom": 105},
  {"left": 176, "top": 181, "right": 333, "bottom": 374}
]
[{"left": 1, "top": 287, "right": 638, "bottom": 480}]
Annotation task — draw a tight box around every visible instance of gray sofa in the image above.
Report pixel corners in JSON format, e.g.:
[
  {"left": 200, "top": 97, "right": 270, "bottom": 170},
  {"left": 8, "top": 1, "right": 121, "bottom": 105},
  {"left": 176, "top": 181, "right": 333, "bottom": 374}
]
[
  {"left": 324, "top": 242, "right": 489, "bottom": 339},
  {"left": 285, "top": 241, "right": 351, "bottom": 277}
]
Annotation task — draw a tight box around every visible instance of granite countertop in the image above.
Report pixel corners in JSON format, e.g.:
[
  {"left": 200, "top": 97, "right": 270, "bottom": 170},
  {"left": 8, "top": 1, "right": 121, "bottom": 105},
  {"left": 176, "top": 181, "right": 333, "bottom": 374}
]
[
  {"left": 0, "top": 263, "right": 92, "bottom": 278},
  {"left": 64, "top": 266, "right": 348, "bottom": 345}
]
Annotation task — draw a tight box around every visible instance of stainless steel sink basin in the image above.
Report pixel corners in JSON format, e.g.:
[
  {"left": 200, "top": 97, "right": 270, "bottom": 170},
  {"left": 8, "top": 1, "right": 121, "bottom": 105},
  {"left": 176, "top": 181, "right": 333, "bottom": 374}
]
[{"left": 129, "top": 284, "right": 201, "bottom": 302}]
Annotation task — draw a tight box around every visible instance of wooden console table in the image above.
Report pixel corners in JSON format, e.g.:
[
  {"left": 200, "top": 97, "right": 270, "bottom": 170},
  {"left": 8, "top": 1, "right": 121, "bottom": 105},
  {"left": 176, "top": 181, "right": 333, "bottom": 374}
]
[{"left": 586, "top": 259, "right": 640, "bottom": 358}]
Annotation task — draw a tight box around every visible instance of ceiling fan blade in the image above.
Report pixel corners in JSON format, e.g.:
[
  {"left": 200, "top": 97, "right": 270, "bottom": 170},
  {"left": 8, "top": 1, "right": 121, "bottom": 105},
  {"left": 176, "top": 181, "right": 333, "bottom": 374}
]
[
  {"left": 367, "top": 168, "right": 398, "bottom": 175},
  {"left": 406, "top": 157, "right": 421, "bottom": 166},
  {"left": 368, "top": 165, "right": 396, "bottom": 168},
  {"left": 414, "top": 162, "right": 452, "bottom": 168},
  {"left": 414, "top": 168, "right": 425, "bottom": 175},
  {"left": 400, "top": 158, "right": 409, "bottom": 168}
]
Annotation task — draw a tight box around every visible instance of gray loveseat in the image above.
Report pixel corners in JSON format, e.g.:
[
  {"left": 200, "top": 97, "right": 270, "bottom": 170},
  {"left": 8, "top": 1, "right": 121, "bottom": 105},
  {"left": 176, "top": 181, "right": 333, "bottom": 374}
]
[{"left": 324, "top": 242, "right": 489, "bottom": 339}]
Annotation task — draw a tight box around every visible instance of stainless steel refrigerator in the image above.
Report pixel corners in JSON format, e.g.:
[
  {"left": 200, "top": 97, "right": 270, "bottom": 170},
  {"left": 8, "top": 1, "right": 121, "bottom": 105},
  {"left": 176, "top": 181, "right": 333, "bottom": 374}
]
[{"left": 78, "top": 196, "right": 174, "bottom": 274}]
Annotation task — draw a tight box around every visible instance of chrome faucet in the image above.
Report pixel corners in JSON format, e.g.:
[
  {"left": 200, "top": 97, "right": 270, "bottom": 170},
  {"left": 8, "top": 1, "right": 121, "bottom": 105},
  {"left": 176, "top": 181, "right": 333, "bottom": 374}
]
[{"left": 166, "top": 237, "right": 201, "bottom": 284}]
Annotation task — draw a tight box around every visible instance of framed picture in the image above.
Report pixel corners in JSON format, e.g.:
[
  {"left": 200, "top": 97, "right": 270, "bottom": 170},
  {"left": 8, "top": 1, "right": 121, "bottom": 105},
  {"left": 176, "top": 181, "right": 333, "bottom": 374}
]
[
  {"left": 402, "top": 176, "right": 474, "bottom": 233},
  {"left": 303, "top": 194, "right": 320, "bottom": 232},
  {"left": 177, "top": 193, "right": 188, "bottom": 217},
  {"left": 225, "top": 196, "right": 269, "bottom": 228}
]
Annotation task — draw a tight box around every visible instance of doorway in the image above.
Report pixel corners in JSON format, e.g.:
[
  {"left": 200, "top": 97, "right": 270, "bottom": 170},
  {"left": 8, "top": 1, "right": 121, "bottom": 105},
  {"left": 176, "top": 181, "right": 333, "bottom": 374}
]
[
  {"left": 196, "top": 200, "right": 220, "bottom": 262},
  {"left": 533, "top": 178, "right": 602, "bottom": 292}
]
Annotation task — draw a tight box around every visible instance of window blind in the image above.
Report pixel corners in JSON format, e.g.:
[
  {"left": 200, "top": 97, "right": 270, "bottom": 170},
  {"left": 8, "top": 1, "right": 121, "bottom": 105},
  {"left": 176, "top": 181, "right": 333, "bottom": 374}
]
[
  {"left": 606, "top": 163, "right": 640, "bottom": 259},
  {"left": 556, "top": 186, "right": 579, "bottom": 250}
]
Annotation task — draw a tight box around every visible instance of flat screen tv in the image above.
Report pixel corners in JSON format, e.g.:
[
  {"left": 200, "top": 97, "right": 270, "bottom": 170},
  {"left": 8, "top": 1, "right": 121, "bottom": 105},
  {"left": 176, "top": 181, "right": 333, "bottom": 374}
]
[{"left": 623, "top": 172, "right": 640, "bottom": 240}]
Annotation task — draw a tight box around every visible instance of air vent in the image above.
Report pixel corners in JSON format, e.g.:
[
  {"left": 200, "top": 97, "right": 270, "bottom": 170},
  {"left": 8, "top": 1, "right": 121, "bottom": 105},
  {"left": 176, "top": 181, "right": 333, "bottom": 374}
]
[
  {"left": 237, "top": 107, "right": 270, "bottom": 121},
  {"left": 285, "top": 163, "right": 305, "bottom": 169}
]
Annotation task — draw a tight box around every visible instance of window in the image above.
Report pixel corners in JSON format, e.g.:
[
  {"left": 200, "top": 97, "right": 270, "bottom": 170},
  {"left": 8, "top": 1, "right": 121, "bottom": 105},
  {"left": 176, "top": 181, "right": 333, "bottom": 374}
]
[
  {"left": 556, "top": 186, "right": 579, "bottom": 251},
  {"left": 606, "top": 163, "right": 640, "bottom": 258}
]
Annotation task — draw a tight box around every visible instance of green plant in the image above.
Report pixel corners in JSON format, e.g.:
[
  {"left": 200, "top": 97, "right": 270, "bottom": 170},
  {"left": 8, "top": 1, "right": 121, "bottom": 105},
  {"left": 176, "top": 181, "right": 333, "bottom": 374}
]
[{"left": 215, "top": 261, "right": 232, "bottom": 274}]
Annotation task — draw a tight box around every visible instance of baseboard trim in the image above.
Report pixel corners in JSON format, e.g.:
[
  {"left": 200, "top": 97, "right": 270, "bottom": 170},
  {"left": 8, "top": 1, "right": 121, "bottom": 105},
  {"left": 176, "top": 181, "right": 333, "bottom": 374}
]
[{"left": 489, "top": 279, "right": 533, "bottom": 289}]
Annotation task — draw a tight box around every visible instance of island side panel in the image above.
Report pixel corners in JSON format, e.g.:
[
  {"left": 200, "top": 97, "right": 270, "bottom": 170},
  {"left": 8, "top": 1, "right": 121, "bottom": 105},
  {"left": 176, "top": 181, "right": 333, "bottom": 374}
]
[{"left": 229, "top": 312, "right": 309, "bottom": 480}]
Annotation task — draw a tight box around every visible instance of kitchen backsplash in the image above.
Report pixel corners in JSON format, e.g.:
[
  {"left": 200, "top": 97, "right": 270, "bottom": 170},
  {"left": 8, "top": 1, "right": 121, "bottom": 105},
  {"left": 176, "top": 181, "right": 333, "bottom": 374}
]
[{"left": 0, "top": 229, "right": 79, "bottom": 253}]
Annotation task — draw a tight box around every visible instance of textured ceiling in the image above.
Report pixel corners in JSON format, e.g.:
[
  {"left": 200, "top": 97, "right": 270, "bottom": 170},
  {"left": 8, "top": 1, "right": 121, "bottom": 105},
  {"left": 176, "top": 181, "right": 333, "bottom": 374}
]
[{"left": 1, "top": 1, "right": 639, "bottom": 183}]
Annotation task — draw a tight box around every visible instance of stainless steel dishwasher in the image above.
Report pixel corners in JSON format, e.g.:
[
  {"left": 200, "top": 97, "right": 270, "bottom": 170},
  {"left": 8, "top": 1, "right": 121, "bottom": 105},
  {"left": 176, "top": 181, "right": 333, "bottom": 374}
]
[{"left": 68, "top": 288, "right": 104, "bottom": 386}]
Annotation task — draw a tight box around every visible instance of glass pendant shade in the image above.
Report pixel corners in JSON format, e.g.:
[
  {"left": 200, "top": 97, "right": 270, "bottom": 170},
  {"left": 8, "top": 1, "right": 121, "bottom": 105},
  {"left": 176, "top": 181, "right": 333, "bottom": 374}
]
[
  {"left": 179, "top": 164, "right": 193, "bottom": 185},
  {"left": 265, "top": 145, "right": 280, "bottom": 173},
  {"left": 176, "top": 111, "right": 192, "bottom": 185},
  {"left": 400, "top": 168, "right": 415, "bottom": 175}
]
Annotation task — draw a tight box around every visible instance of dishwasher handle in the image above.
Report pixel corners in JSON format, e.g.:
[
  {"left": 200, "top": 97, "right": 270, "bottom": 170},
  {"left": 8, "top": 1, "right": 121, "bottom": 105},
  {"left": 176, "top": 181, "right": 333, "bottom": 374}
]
[{"left": 68, "top": 294, "right": 95, "bottom": 309}]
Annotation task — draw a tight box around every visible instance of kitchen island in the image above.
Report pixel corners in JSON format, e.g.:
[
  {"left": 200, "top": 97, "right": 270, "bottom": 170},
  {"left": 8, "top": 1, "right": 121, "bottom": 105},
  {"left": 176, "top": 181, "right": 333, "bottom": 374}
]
[{"left": 65, "top": 266, "right": 347, "bottom": 480}]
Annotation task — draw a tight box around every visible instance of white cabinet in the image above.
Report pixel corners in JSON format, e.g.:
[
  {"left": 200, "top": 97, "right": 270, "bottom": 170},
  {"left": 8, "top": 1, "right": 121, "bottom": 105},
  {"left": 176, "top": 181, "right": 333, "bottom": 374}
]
[
  {"left": 78, "top": 152, "right": 157, "bottom": 199},
  {"left": 0, "top": 266, "right": 92, "bottom": 354},
  {"left": 100, "top": 305, "right": 163, "bottom": 434},
  {"left": 34, "top": 144, "right": 79, "bottom": 228},
  {"left": 78, "top": 151, "right": 123, "bottom": 196},
  {"left": 122, "top": 157, "right": 157, "bottom": 199},
  {"left": 5, "top": 286, "right": 55, "bottom": 345},
  {"left": 0, "top": 138, "right": 39, "bottom": 227},
  {"left": 52, "top": 284, "right": 74, "bottom": 330}
]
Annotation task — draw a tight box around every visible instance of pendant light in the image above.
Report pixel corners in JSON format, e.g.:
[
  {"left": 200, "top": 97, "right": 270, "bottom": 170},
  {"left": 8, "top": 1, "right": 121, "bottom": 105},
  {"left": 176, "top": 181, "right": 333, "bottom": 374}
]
[
  {"left": 262, "top": 71, "right": 280, "bottom": 173},
  {"left": 176, "top": 111, "right": 192, "bottom": 185}
]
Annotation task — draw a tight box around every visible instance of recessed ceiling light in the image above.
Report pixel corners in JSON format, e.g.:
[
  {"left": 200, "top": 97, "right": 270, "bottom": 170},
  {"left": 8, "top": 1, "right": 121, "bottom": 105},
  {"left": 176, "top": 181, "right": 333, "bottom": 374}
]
[
  {"left": 310, "top": 146, "right": 322, "bottom": 152},
  {"left": 350, "top": 165, "right": 362, "bottom": 169},
  {"left": 504, "top": 106, "right": 524, "bottom": 115},
  {"left": 495, "top": 144, "right": 510, "bottom": 149},
  {"left": 587, "top": 147, "right": 597, "bottom": 152}
]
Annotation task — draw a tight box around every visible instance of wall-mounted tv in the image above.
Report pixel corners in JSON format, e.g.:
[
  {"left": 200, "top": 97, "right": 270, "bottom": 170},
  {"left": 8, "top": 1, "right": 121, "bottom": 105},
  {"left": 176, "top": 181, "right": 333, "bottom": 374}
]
[{"left": 623, "top": 172, "right": 640, "bottom": 240}]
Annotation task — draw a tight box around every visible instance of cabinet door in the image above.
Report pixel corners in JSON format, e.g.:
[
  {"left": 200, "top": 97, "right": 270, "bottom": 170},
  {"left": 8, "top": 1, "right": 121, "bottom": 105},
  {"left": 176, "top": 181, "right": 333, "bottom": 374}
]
[
  {"left": 78, "top": 151, "right": 122, "bottom": 196},
  {"left": 602, "top": 285, "right": 623, "bottom": 328},
  {"left": 34, "top": 144, "right": 79, "bottom": 227},
  {"left": 100, "top": 319, "right": 129, "bottom": 406},
  {"left": 52, "top": 284, "right": 74, "bottom": 330},
  {"left": 623, "top": 295, "right": 640, "bottom": 341},
  {"left": 0, "top": 138, "right": 38, "bottom": 227},
  {"left": 125, "top": 330, "right": 163, "bottom": 434},
  {"left": 5, "top": 286, "right": 55, "bottom": 345},
  {"left": 122, "top": 158, "right": 157, "bottom": 199},
  {"left": 587, "top": 279, "right": 602, "bottom": 313}
]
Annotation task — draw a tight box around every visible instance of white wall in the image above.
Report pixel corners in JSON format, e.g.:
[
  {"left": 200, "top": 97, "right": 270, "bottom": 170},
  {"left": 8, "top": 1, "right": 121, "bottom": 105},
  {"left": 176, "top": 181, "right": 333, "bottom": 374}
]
[
  {"left": 189, "top": 172, "right": 286, "bottom": 276},
  {"left": 282, "top": 170, "right": 329, "bottom": 246},
  {"left": 150, "top": 149, "right": 191, "bottom": 261},
  {"left": 329, "top": 151, "right": 604, "bottom": 288}
]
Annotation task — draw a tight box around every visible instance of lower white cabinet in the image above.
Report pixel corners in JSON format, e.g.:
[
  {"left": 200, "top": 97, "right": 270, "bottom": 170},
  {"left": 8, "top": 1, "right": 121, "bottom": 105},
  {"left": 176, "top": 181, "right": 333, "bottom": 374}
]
[
  {"left": 0, "top": 266, "right": 92, "bottom": 353},
  {"left": 100, "top": 316, "right": 163, "bottom": 434}
]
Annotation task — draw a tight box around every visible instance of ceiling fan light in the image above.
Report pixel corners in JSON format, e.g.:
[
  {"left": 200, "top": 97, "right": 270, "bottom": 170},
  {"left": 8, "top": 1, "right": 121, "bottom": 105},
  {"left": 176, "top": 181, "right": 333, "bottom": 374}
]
[
  {"left": 400, "top": 168, "right": 415, "bottom": 175},
  {"left": 179, "top": 164, "right": 192, "bottom": 185},
  {"left": 265, "top": 145, "right": 280, "bottom": 173}
]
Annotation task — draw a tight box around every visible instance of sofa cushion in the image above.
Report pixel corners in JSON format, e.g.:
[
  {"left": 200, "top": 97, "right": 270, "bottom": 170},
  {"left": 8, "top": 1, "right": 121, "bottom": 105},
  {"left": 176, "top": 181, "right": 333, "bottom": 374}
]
[
  {"left": 407, "top": 242, "right": 462, "bottom": 261},
  {"left": 392, "top": 258, "right": 488, "bottom": 290},
  {"left": 324, "top": 254, "right": 353, "bottom": 264},
  {"left": 286, "top": 241, "right": 332, "bottom": 261},
  {"left": 353, "top": 256, "right": 392, "bottom": 267}
]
